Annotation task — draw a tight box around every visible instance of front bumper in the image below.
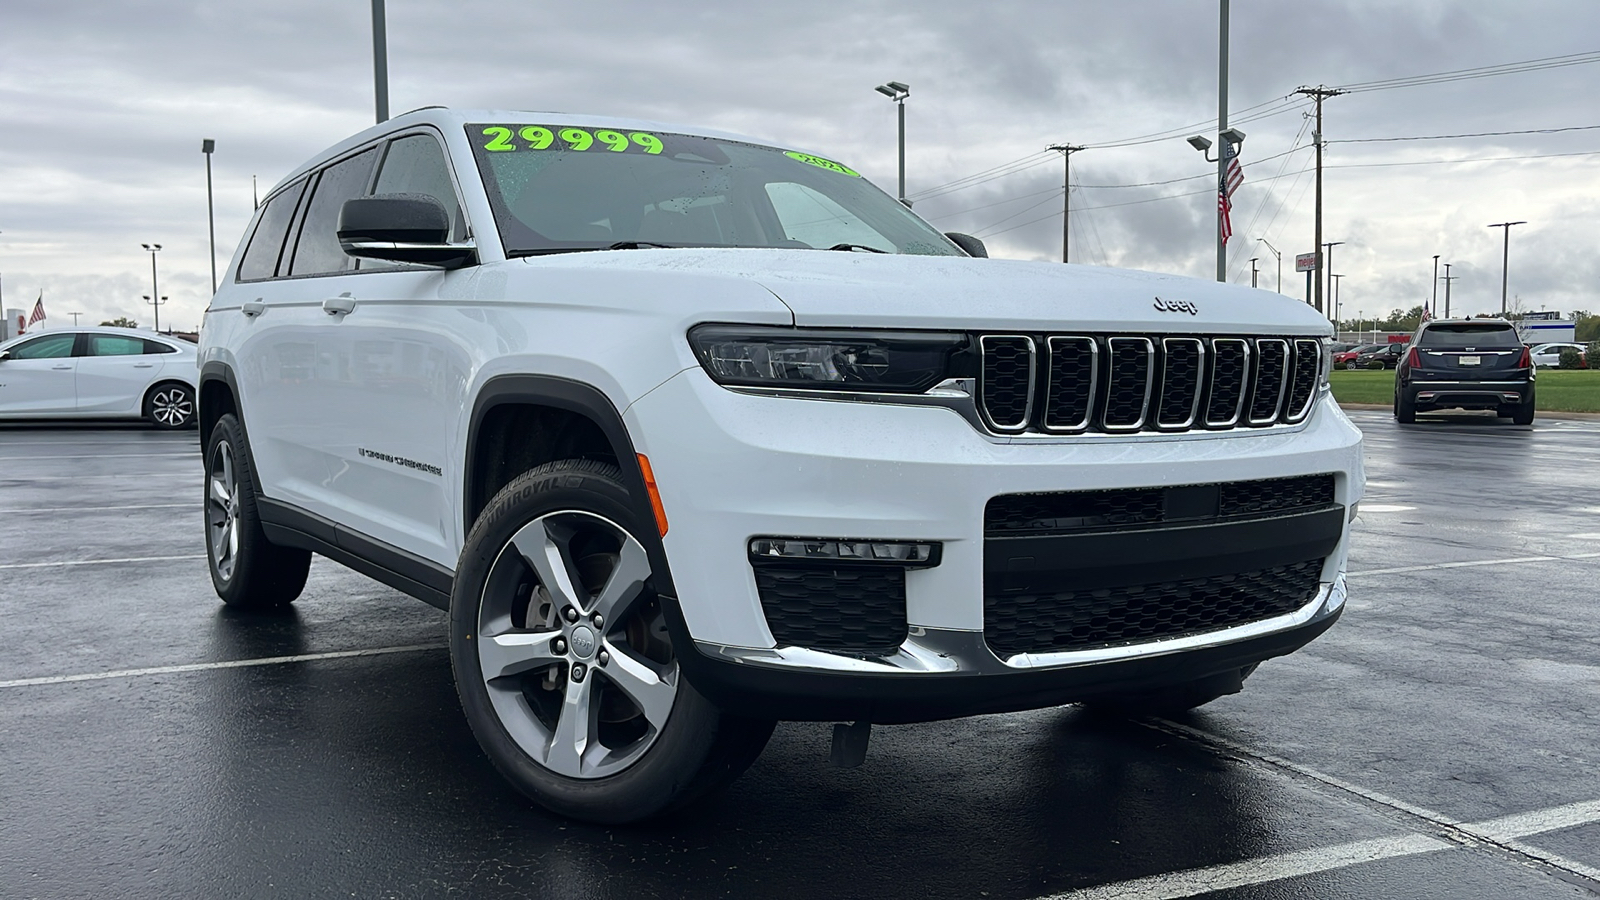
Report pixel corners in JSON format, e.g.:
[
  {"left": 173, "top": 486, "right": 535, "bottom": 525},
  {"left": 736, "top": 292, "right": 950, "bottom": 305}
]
[{"left": 626, "top": 368, "right": 1364, "bottom": 715}]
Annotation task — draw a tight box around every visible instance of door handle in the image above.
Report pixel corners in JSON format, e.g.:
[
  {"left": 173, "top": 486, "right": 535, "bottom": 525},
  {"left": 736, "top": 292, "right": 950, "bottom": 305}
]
[
  {"left": 52, "top": 364, "right": 73, "bottom": 370},
  {"left": 133, "top": 363, "right": 155, "bottom": 368},
  {"left": 323, "top": 293, "right": 357, "bottom": 316},
  {"left": 241, "top": 300, "right": 266, "bottom": 317}
]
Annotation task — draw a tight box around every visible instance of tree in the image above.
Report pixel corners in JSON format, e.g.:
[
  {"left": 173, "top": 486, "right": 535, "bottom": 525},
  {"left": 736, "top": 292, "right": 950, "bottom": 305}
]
[
  {"left": 1574, "top": 311, "right": 1600, "bottom": 343},
  {"left": 100, "top": 316, "right": 138, "bottom": 328}
]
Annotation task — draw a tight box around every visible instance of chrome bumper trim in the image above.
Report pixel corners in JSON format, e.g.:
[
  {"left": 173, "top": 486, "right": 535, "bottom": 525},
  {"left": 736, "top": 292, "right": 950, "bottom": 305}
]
[{"left": 695, "top": 574, "right": 1346, "bottom": 675}]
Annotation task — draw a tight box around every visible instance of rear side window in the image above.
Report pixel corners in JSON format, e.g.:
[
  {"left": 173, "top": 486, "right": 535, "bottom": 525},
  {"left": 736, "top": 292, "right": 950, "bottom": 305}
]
[
  {"left": 289, "top": 147, "right": 381, "bottom": 276},
  {"left": 373, "top": 133, "right": 464, "bottom": 241},
  {"left": 9, "top": 334, "right": 76, "bottom": 359},
  {"left": 238, "top": 179, "right": 308, "bottom": 281},
  {"left": 1419, "top": 324, "right": 1521, "bottom": 349},
  {"left": 143, "top": 340, "right": 178, "bottom": 354},
  {"left": 88, "top": 335, "right": 145, "bottom": 356}
]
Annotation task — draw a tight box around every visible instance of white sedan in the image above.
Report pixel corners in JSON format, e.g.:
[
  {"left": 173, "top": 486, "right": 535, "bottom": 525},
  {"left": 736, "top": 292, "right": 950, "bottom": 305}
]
[
  {"left": 1529, "top": 342, "right": 1588, "bottom": 368},
  {"left": 0, "top": 327, "right": 199, "bottom": 428}
]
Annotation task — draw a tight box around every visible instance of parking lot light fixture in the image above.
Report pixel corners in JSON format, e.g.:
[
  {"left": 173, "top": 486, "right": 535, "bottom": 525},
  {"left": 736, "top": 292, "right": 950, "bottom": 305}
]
[
  {"left": 140, "top": 244, "right": 163, "bottom": 333},
  {"left": 874, "top": 81, "right": 910, "bottom": 204}
]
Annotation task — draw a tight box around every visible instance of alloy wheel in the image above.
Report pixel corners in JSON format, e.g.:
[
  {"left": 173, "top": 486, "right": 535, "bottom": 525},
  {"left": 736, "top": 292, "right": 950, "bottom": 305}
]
[
  {"left": 207, "top": 442, "right": 241, "bottom": 582},
  {"left": 477, "top": 510, "right": 676, "bottom": 780},
  {"left": 151, "top": 387, "right": 194, "bottom": 426}
]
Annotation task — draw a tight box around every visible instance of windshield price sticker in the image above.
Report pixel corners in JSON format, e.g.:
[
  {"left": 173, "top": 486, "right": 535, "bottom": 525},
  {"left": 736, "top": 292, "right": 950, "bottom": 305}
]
[
  {"left": 480, "top": 126, "right": 664, "bottom": 154},
  {"left": 784, "top": 151, "right": 860, "bottom": 177}
]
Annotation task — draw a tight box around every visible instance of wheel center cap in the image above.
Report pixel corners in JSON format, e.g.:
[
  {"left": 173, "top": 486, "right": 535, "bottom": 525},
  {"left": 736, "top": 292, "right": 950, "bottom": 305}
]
[{"left": 569, "top": 625, "right": 597, "bottom": 660}]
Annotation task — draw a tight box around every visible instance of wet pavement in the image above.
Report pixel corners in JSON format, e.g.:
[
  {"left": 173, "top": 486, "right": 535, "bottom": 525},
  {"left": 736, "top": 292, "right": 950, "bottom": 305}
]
[{"left": 1, "top": 409, "right": 1598, "bottom": 899}]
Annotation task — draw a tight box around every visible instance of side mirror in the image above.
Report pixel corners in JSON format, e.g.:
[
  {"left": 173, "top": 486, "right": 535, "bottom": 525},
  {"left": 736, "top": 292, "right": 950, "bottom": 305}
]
[
  {"left": 945, "top": 232, "right": 988, "bottom": 258},
  {"left": 338, "top": 193, "right": 477, "bottom": 269},
  {"left": 0, "top": 350, "right": 10, "bottom": 362}
]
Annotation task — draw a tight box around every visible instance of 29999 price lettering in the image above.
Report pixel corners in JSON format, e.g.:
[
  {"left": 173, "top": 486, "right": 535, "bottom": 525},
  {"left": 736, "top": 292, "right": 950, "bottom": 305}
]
[{"left": 481, "top": 126, "right": 663, "bottom": 154}]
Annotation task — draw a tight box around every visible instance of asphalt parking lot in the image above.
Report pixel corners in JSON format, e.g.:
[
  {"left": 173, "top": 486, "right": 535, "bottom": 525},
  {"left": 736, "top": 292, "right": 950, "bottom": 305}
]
[{"left": 2, "top": 409, "right": 1598, "bottom": 899}]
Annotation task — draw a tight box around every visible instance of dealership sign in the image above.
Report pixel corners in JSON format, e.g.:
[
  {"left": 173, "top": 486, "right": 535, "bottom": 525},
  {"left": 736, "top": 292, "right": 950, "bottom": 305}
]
[{"left": 1295, "top": 252, "right": 1320, "bottom": 272}]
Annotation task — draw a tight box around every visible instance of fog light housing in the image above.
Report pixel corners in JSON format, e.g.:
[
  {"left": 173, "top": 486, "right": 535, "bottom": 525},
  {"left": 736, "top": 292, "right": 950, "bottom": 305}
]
[{"left": 749, "top": 537, "right": 941, "bottom": 568}]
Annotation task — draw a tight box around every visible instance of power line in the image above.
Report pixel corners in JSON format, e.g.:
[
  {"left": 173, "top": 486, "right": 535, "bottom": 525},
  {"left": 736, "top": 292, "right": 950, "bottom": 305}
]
[
  {"left": 1328, "top": 147, "right": 1600, "bottom": 169},
  {"left": 1331, "top": 49, "right": 1600, "bottom": 94},
  {"left": 1332, "top": 123, "right": 1600, "bottom": 144}
]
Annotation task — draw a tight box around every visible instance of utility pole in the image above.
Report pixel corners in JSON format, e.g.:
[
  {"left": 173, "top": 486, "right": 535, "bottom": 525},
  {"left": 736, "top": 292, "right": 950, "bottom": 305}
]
[
  {"left": 1250, "top": 257, "right": 1259, "bottom": 288},
  {"left": 1296, "top": 86, "right": 1344, "bottom": 314},
  {"left": 1487, "top": 221, "right": 1526, "bottom": 315},
  {"left": 1322, "top": 240, "right": 1344, "bottom": 320},
  {"left": 1431, "top": 254, "right": 1440, "bottom": 316},
  {"left": 372, "top": 0, "right": 389, "bottom": 123},
  {"left": 1047, "top": 144, "right": 1084, "bottom": 263},
  {"left": 1215, "top": 0, "right": 1230, "bottom": 282},
  {"left": 1440, "top": 263, "right": 1456, "bottom": 318},
  {"left": 69, "top": 311, "right": 82, "bottom": 326}
]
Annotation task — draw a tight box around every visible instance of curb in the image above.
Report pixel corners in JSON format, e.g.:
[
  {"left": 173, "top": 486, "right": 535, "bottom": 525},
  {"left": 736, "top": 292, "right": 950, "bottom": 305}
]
[{"left": 1337, "top": 402, "right": 1600, "bottom": 421}]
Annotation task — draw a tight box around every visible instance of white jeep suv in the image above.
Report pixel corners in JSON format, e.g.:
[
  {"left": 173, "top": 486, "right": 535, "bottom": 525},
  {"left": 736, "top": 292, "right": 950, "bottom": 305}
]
[{"left": 199, "top": 107, "right": 1364, "bottom": 823}]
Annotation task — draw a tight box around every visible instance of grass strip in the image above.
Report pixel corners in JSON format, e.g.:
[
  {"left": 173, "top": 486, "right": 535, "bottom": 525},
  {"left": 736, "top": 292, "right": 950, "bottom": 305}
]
[{"left": 1329, "top": 368, "right": 1600, "bottom": 413}]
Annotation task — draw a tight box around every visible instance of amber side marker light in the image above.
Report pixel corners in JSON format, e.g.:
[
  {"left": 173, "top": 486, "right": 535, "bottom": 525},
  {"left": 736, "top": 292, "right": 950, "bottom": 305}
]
[{"left": 636, "top": 454, "right": 669, "bottom": 537}]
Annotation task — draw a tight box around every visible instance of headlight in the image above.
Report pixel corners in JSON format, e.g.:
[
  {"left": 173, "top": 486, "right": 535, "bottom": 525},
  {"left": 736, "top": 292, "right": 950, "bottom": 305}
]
[{"left": 688, "top": 325, "right": 972, "bottom": 393}]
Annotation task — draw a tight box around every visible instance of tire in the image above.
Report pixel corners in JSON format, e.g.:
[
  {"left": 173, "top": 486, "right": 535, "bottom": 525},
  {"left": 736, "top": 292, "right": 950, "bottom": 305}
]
[
  {"left": 1395, "top": 388, "right": 1416, "bottom": 424},
  {"left": 145, "top": 382, "right": 196, "bottom": 429},
  {"left": 204, "top": 414, "right": 311, "bottom": 608},
  {"left": 450, "top": 459, "right": 774, "bottom": 824},
  {"left": 1083, "top": 665, "right": 1258, "bottom": 717},
  {"left": 1512, "top": 390, "right": 1536, "bottom": 426}
]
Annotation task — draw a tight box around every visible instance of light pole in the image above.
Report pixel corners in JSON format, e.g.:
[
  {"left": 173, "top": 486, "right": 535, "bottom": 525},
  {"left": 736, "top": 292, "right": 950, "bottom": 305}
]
[
  {"left": 202, "top": 139, "right": 217, "bottom": 294},
  {"left": 1322, "top": 240, "right": 1344, "bottom": 321},
  {"left": 1330, "top": 273, "right": 1343, "bottom": 335},
  {"left": 1047, "top": 144, "right": 1084, "bottom": 263},
  {"left": 1257, "top": 237, "right": 1282, "bottom": 293},
  {"left": 1430, "top": 254, "right": 1440, "bottom": 317},
  {"left": 143, "top": 294, "right": 168, "bottom": 329},
  {"left": 874, "top": 82, "right": 910, "bottom": 205},
  {"left": 1358, "top": 309, "right": 1364, "bottom": 345},
  {"left": 141, "top": 243, "right": 162, "bottom": 333},
  {"left": 1487, "top": 221, "right": 1526, "bottom": 315},
  {"left": 1250, "top": 257, "right": 1259, "bottom": 288},
  {"left": 1441, "top": 263, "right": 1455, "bottom": 318},
  {"left": 1186, "top": 127, "right": 1246, "bottom": 282},
  {"left": 372, "top": 0, "right": 389, "bottom": 123}
]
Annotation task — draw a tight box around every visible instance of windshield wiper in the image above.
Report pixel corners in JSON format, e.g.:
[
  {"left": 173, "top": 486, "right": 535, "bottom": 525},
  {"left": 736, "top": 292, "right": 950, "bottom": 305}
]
[
  {"left": 606, "top": 241, "right": 677, "bottom": 250},
  {"left": 825, "top": 243, "right": 889, "bottom": 254}
]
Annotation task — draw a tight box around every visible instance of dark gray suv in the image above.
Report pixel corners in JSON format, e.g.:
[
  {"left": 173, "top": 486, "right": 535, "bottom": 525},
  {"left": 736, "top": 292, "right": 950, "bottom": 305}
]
[{"left": 1394, "top": 319, "right": 1534, "bottom": 424}]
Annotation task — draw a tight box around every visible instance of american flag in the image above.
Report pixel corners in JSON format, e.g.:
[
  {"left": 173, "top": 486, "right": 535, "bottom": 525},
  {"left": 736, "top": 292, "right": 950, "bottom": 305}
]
[
  {"left": 27, "top": 292, "right": 45, "bottom": 327},
  {"left": 1218, "top": 149, "right": 1244, "bottom": 245}
]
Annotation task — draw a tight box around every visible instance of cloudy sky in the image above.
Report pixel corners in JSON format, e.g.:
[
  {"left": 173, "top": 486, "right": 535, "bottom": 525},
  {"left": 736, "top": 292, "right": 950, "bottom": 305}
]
[{"left": 2, "top": 0, "right": 1597, "bottom": 333}]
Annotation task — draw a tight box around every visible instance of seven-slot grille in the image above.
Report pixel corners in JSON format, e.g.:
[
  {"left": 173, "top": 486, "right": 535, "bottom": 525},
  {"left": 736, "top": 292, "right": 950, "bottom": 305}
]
[{"left": 978, "top": 334, "right": 1321, "bottom": 435}]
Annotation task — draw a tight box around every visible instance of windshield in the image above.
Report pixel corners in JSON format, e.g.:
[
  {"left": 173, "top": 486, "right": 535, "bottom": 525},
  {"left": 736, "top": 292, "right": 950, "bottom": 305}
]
[
  {"left": 466, "top": 123, "right": 961, "bottom": 257},
  {"left": 1419, "top": 323, "right": 1521, "bottom": 349}
]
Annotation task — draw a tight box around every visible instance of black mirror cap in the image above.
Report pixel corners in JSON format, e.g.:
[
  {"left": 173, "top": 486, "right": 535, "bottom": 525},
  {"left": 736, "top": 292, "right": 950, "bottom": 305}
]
[
  {"left": 945, "top": 232, "right": 988, "bottom": 258},
  {"left": 338, "top": 193, "right": 450, "bottom": 243},
  {"left": 338, "top": 193, "right": 476, "bottom": 269}
]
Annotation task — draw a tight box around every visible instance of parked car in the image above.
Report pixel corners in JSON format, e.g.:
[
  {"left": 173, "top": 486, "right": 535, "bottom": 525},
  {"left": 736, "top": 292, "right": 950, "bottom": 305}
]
[
  {"left": 1528, "top": 342, "right": 1588, "bottom": 368},
  {"left": 198, "top": 107, "right": 1365, "bottom": 823},
  {"left": 1395, "top": 319, "right": 1534, "bottom": 424},
  {"left": 1335, "top": 343, "right": 1385, "bottom": 368},
  {"left": 0, "top": 327, "right": 198, "bottom": 428},
  {"left": 1355, "top": 342, "right": 1408, "bottom": 369}
]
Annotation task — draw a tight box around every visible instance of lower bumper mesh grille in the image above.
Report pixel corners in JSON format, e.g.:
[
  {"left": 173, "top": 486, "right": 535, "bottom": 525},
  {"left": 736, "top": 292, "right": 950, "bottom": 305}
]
[
  {"left": 983, "top": 559, "right": 1324, "bottom": 658},
  {"left": 755, "top": 564, "right": 908, "bottom": 657}
]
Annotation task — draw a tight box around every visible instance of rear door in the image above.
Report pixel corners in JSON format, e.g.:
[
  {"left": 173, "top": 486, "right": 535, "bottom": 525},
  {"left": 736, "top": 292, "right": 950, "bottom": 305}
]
[
  {"left": 75, "top": 333, "right": 169, "bottom": 413},
  {"left": 0, "top": 332, "right": 79, "bottom": 415}
]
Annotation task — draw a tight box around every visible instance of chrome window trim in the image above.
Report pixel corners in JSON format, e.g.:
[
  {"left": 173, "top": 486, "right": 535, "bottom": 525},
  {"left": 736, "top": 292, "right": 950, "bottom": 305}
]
[
  {"left": 1155, "top": 337, "right": 1206, "bottom": 430},
  {"left": 696, "top": 577, "right": 1343, "bottom": 675},
  {"left": 977, "top": 334, "right": 1036, "bottom": 434},
  {"left": 1248, "top": 338, "right": 1291, "bottom": 426},
  {"left": 1205, "top": 338, "right": 1251, "bottom": 427},
  {"left": 1041, "top": 336, "right": 1098, "bottom": 433},
  {"left": 1101, "top": 337, "right": 1155, "bottom": 432},
  {"left": 1283, "top": 338, "right": 1323, "bottom": 424}
]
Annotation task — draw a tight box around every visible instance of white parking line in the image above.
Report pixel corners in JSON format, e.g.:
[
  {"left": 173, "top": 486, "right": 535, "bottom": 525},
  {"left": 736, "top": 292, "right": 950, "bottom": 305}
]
[
  {"left": 0, "top": 453, "right": 198, "bottom": 460},
  {"left": 1346, "top": 551, "right": 1600, "bottom": 578},
  {"left": 1053, "top": 718, "right": 1600, "bottom": 898},
  {"left": 1356, "top": 504, "right": 1417, "bottom": 512},
  {"left": 0, "top": 504, "right": 194, "bottom": 514},
  {"left": 1042, "top": 834, "right": 1455, "bottom": 900},
  {"left": 0, "top": 644, "right": 446, "bottom": 689},
  {"left": 0, "top": 554, "right": 205, "bottom": 571}
]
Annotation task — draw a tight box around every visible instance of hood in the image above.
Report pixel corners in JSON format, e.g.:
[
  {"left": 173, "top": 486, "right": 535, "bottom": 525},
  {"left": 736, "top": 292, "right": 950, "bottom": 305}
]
[{"left": 522, "top": 248, "right": 1332, "bottom": 335}]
